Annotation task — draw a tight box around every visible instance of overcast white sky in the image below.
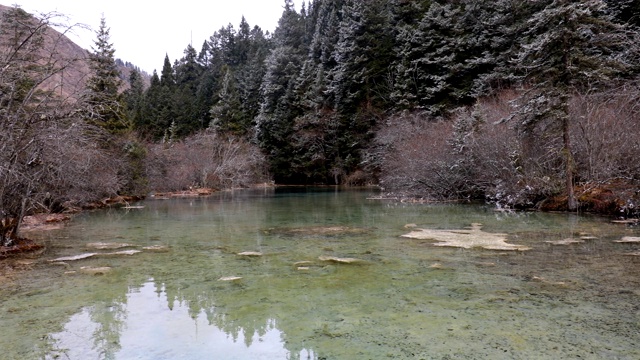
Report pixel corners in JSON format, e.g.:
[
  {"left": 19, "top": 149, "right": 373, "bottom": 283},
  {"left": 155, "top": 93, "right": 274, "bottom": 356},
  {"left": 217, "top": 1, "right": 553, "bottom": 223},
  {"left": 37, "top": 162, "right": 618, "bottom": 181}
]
[{"left": 8, "top": 0, "right": 289, "bottom": 73}]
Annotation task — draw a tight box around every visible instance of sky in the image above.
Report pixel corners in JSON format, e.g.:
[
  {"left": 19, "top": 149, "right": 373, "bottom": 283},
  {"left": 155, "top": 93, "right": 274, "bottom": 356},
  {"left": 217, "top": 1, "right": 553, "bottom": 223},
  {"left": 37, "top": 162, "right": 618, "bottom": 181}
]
[{"left": 8, "top": 0, "right": 289, "bottom": 73}]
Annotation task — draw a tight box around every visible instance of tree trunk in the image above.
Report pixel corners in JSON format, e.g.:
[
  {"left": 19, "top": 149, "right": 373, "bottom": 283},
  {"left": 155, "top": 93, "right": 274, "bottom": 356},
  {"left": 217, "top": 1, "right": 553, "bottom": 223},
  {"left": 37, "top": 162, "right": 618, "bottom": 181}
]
[
  {"left": 0, "top": 217, "right": 19, "bottom": 246},
  {"left": 562, "top": 116, "right": 577, "bottom": 211}
]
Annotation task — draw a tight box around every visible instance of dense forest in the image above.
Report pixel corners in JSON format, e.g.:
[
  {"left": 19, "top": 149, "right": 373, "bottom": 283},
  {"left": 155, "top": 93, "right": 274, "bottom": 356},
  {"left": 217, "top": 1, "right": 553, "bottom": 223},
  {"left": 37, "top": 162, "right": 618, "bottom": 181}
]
[{"left": 3, "top": 0, "right": 640, "bottom": 246}]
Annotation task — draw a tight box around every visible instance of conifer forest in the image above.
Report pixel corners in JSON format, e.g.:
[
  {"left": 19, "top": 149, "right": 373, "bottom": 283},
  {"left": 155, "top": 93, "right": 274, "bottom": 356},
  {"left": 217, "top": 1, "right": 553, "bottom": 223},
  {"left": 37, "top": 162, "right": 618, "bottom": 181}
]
[{"left": 3, "top": 0, "right": 640, "bottom": 245}]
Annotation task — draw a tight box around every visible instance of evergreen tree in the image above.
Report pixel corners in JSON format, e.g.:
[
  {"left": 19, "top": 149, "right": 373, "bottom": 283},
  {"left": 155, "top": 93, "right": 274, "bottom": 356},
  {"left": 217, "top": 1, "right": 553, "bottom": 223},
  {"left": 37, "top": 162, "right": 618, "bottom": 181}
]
[
  {"left": 329, "top": 0, "right": 394, "bottom": 114},
  {"left": 138, "top": 70, "right": 161, "bottom": 137},
  {"left": 326, "top": 0, "right": 394, "bottom": 177},
  {"left": 173, "top": 45, "right": 205, "bottom": 135},
  {"left": 283, "top": 0, "right": 346, "bottom": 183},
  {"left": 155, "top": 54, "right": 177, "bottom": 139},
  {"left": 255, "top": 1, "right": 308, "bottom": 183},
  {"left": 256, "top": 46, "right": 304, "bottom": 182},
  {"left": 123, "top": 68, "right": 145, "bottom": 130},
  {"left": 512, "top": 0, "right": 636, "bottom": 210},
  {"left": 160, "top": 54, "right": 175, "bottom": 88},
  {"left": 240, "top": 26, "right": 271, "bottom": 121},
  {"left": 210, "top": 66, "right": 244, "bottom": 134},
  {"left": 604, "top": 0, "right": 640, "bottom": 27},
  {"left": 86, "top": 16, "right": 127, "bottom": 133}
]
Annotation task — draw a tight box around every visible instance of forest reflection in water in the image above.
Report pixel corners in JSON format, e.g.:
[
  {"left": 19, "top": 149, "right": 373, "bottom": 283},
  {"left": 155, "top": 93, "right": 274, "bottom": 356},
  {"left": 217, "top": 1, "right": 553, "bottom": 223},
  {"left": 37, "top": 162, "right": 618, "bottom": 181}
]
[{"left": 1, "top": 187, "right": 639, "bottom": 359}]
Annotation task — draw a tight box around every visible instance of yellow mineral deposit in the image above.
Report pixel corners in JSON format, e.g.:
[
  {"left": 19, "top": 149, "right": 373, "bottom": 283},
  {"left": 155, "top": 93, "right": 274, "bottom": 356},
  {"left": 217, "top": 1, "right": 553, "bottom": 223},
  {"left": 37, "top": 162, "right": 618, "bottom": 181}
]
[{"left": 401, "top": 223, "right": 531, "bottom": 251}]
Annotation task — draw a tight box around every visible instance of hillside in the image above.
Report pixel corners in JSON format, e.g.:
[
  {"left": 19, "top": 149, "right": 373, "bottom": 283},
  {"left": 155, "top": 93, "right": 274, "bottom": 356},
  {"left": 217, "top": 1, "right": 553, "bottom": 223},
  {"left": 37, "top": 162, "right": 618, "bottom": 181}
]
[{"left": 0, "top": 4, "right": 145, "bottom": 100}]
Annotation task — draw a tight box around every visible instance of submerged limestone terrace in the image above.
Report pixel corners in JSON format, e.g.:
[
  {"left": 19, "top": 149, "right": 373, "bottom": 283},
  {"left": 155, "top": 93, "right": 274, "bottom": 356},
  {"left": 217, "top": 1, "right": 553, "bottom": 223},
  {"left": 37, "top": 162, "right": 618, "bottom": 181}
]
[{"left": 401, "top": 223, "right": 531, "bottom": 251}]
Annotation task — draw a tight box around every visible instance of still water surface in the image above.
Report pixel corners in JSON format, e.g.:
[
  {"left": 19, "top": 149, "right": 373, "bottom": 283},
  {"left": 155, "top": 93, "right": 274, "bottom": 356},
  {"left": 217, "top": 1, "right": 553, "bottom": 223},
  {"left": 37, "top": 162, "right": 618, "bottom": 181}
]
[{"left": 1, "top": 187, "right": 639, "bottom": 359}]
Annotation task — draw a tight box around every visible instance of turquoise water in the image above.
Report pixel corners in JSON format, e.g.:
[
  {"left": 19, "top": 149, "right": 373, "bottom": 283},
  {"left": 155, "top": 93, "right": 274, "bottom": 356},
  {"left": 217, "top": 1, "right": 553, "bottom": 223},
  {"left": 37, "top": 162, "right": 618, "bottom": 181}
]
[{"left": 1, "top": 187, "right": 639, "bottom": 359}]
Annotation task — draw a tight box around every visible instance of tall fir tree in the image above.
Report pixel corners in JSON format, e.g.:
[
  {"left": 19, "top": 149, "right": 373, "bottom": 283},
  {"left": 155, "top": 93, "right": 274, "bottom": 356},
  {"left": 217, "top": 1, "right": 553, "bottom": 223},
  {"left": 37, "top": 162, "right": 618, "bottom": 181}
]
[
  {"left": 139, "top": 70, "right": 162, "bottom": 138},
  {"left": 210, "top": 66, "right": 244, "bottom": 134},
  {"left": 86, "top": 16, "right": 127, "bottom": 133},
  {"left": 327, "top": 0, "right": 394, "bottom": 176},
  {"left": 255, "top": 0, "right": 308, "bottom": 183},
  {"left": 123, "top": 68, "right": 145, "bottom": 131},
  {"left": 511, "top": 0, "right": 637, "bottom": 210}
]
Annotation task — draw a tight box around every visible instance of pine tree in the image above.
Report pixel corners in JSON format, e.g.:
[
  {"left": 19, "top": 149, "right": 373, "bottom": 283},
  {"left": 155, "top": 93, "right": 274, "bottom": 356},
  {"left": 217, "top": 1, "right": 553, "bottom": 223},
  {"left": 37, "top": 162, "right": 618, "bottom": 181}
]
[
  {"left": 173, "top": 45, "right": 205, "bottom": 135},
  {"left": 255, "top": 1, "right": 308, "bottom": 182},
  {"left": 86, "top": 16, "right": 127, "bottom": 133},
  {"left": 329, "top": 0, "right": 394, "bottom": 114},
  {"left": 210, "top": 66, "right": 244, "bottom": 134},
  {"left": 123, "top": 68, "right": 145, "bottom": 130},
  {"left": 160, "top": 54, "right": 175, "bottom": 88},
  {"left": 138, "top": 70, "right": 161, "bottom": 137},
  {"left": 512, "top": 0, "right": 636, "bottom": 210},
  {"left": 326, "top": 0, "right": 394, "bottom": 177},
  {"left": 604, "top": 0, "right": 640, "bottom": 27}
]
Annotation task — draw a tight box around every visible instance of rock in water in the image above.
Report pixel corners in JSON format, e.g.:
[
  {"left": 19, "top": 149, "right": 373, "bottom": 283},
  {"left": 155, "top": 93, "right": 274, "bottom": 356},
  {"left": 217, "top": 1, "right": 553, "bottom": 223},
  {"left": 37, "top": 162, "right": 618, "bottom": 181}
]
[
  {"left": 614, "top": 236, "right": 640, "bottom": 243},
  {"left": 86, "top": 242, "right": 136, "bottom": 250},
  {"left": 318, "top": 256, "right": 364, "bottom": 264},
  {"left": 80, "top": 266, "right": 112, "bottom": 275},
  {"left": 237, "top": 251, "right": 263, "bottom": 257},
  {"left": 401, "top": 223, "right": 531, "bottom": 251},
  {"left": 49, "top": 253, "right": 97, "bottom": 262},
  {"left": 142, "top": 245, "right": 170, "bottom": 252},
  {"left": 101, "top": 250, "right": 141, "bottom": 256},
  {"left": 545, "top": 238, "right": 584, "bottom": 245}
]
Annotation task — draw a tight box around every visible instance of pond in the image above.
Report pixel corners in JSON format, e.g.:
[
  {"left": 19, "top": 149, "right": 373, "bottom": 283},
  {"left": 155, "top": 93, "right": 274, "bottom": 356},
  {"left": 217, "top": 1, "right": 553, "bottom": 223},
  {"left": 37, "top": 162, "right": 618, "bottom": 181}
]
[{"left": 1, "top": 187, "right": 639, "bottom": 359}]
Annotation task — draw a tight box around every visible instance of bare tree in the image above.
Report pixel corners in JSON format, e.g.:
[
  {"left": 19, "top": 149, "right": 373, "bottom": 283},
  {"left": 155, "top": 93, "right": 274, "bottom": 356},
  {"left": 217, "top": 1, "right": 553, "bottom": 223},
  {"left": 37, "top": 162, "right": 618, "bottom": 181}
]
[
  {"left": 0, "top": 6, "right": 124, "bottom": 245},
  {"left": 145, "top": 130, "right": 269, "bottom": 192}
]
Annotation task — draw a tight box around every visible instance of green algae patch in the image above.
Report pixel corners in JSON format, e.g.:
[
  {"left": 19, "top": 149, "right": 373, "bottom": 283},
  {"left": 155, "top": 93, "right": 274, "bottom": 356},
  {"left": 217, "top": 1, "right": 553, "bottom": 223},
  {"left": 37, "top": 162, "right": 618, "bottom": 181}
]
[
  {"left": 401, "top": 223, "right": 531, "bottom": 251},
  {"left": 79, "top": 266, "right": 113, "bottom": 275}
]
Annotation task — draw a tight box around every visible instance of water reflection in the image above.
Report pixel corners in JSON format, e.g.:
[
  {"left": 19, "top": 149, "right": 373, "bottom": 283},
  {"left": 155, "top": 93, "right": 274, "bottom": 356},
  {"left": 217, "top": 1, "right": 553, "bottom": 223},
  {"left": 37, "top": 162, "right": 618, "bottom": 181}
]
[
  {"left": 1, "top": 188, "right": 639, "bottom": 359},
  {"left": 48, "top": 280, "right": 297, "bottom": 360}
]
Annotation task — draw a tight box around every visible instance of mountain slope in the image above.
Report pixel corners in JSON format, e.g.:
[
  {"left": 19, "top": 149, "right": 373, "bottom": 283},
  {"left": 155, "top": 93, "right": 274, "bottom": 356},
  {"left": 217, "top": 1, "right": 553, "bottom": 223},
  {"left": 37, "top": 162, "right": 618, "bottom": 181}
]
[{"left": 0, "top": 4, "right": 146, "bottom": 101}]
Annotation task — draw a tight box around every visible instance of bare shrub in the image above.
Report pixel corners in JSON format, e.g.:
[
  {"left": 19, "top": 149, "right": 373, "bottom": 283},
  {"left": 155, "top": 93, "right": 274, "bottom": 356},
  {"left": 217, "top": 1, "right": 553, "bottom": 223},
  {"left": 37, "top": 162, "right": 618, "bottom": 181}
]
[
  {"left": 45, "top": 121, "right": 126, "bottom": 202},
  {"left": 375, "top": 114, "right": 466, "bottom": 199},
  {"left": 473, "top": 93, "right": 565, "bottom": 208},
  {"left": 373, "top": 89, "right": 567, "bottom": 206},
  {"left": 374, "top": 85, "right": 640, "bottom": 210},
  {"left": 146, "top": 131, "right": 269, "bottom": 192},
  {"left": 0, "top": 7, "right": 125, "bottom": 244},
  {"left": 571, "top": 84, "right": 640, "bottom": 183}
]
